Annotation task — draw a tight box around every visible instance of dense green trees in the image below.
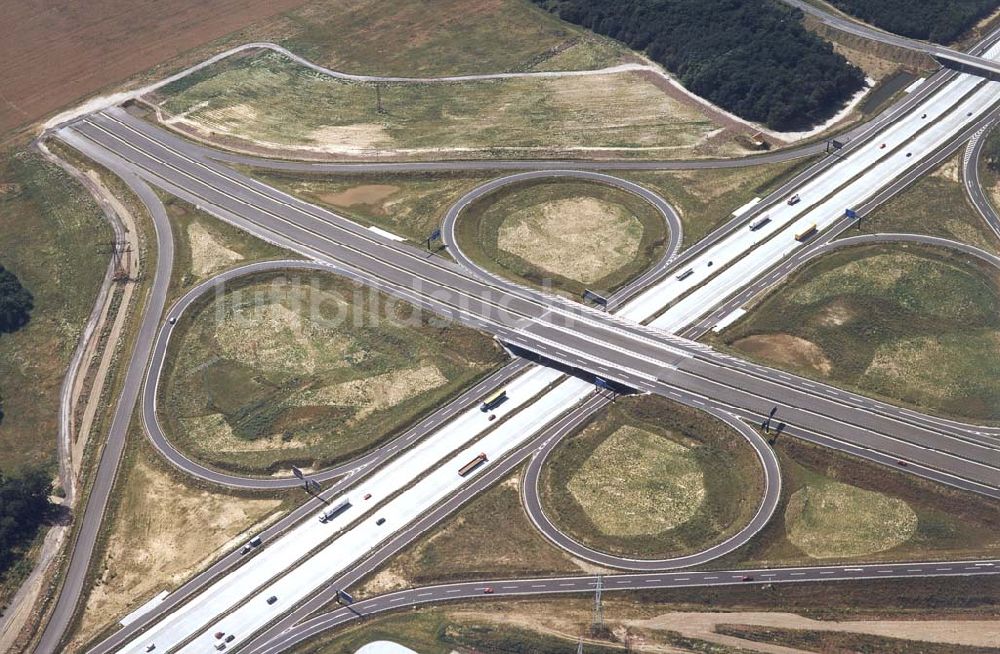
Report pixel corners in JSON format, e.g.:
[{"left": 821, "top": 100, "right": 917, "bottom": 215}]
[
  {"left": 0, "top": 467, "right": 53, "bottom": 576},
  {"left": 533, "top": 0, "right": 866, "bottom": 131},
  {"left": 830, "top": 0, "right": 999, "bottom": 44},
  {"left": 0, "top": 265, "right": 32, "bottom": 334}
]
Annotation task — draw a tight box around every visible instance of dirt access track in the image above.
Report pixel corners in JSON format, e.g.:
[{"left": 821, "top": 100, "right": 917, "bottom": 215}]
[{"left": 0, "top": 0, "right": 307, "bottom": 137}]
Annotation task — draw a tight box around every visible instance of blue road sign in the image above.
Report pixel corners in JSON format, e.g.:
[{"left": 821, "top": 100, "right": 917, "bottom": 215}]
[
  {"left": 429, "top": 228, "right": 442, "bottom": 241},
  {"left": 845, "top": 208, "right": 858, "bottom": 219}
]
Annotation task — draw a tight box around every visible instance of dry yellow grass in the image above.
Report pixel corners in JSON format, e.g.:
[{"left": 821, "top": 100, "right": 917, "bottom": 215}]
[
  {"left": 785, "top": 479, "right": 917, "bottom": 559},
  {"left": 566, "top": 426, "right": 705, "bottom": 536},
  {"left": 213, "top": 295, "right": 352, "bottom": 375},
  {"left": 186, "top": 221, "right": 243, "bottom": 276},
  {"left": 319, "top": 184, "right": 400, "bottom": 207},
  {"left": 72, "top": 458, "right": 282, "bottom": 646},
  {"left": 732, "top": 334, "right": 833, "bottom": 376},
  {"left": 497, "top": 196, "right": 642, "bottom": 284}
]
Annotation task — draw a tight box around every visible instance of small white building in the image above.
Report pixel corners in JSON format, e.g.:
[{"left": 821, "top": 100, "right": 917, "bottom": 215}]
[{"left": 356, "top": 641, "right": 420, "bottom": 654}]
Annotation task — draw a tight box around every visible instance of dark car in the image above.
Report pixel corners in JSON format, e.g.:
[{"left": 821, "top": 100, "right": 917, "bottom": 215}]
[
  {"left": 225, "top": 635, "right": 235, "bottom": 643},
  {"left": 267, "top": 595, "right": 277, "bottom": 605},
  {"left": 741, "top": 575, "right": 753, "bottom": 582},
  {"left": 376, "top": 517, "right": 386, "bottom": 526}
]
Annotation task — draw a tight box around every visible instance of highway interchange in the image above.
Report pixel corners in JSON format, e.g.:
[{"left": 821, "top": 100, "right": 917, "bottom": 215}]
[{"left": 26, "top": 6, "right": 1000, "bottom": 654}]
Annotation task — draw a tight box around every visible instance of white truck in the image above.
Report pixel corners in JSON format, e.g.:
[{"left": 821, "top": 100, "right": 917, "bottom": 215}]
[{"left": 319, "top": 498, "right": 351, "bottom": 523}]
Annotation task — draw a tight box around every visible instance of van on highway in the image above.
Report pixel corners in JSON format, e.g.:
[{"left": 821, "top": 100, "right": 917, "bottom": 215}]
[
  {"left": 241, "top": 535, "right": 263, "bottom": 554},
  {"left": 787, "top": 194, "right": 801, "bottom": 205},
  {"left": 749, "top": 215, "right": 771, "bottom": 231}
]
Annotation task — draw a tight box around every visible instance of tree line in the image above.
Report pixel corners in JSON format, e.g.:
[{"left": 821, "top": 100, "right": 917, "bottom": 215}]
[
  {"left": 830, "top": 0, "right": 999, "bottom": 44},
  {"left": 532, "top": 0, "right": 866, "bottom": 131},
  {"left": 0, "top": 264, "right": 32, "bottom": 334},
  {"left": 0, "top": 467, "right": 53, "bottom": 579}
]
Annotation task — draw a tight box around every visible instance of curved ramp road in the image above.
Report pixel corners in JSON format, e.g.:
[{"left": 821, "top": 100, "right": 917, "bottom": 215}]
[
  {"left": 63, "top": 108, "right": 1000, "bottom": 490},
  {"left": 440, "top": 169, "right": 683, "bottom": 306},
  {"left": 780, "top": 0, "right": 1000, "bottom": 79},
  {"left": 685, "top": 108, "right": 1000, "bottom": 339},
  {"left": 963, "top": 116, "right": 1000, "bottom": 239},
  {"left": 521, "top": 407, "right": 781, "bottom": 570},
  {"left": 143, "top": 259, "right": 531, "bottom": 489},
  {"left": 35, "top": 154, "right": 175, "bottom": 654}
]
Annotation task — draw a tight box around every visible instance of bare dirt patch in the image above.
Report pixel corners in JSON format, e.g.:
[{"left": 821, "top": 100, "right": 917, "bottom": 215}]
[
  {"left": 319, "top": 184, "right": 400, "bottom": 207},
  {"left": 631, "top": 612, "right": 1000, "bottom": 651},
  {"left": 72, "top": 458, "right": 281, "bottom": 646},
  {"left": 785, "top": 478, "right": 917, "bottom": 559},
  {"left": 567, "top": 426, "right": 705, "bottom": 537},
  {"left": 733, "top": 334, "right": 832, "bottom": 376},
  {"left": 815, "top": 300, "right": 856, "bottom": 327},
  {"left": 497, "top": 196, "right": 642, "bottom": 284},
  {"left": 187, "top": 221, "right": 243, "bottom": 276}
]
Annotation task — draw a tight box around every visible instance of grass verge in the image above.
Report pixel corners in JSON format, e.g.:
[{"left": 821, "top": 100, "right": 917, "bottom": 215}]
[
  {"left": 618, "top": 157, "right": 814, "bottom": 247},
  {"left": 725, "top": 437, "right": 1000, "bottom": 566},
  {"left": 66, "top": 416, "right": 296, "bottom": 651},
  {"left": 359, "top": 466, "right": 585, "bottom": 597},
  {"left": 159, "top": 270, "right": 506, "bottom": 474},
  {"left": 712, "top": 243, "right": 1000, "bottom": 422},
  {"left": 151, "top": 49, "right": 735, "bottom": 160},
  {"left": 164, "top": 192, "right": 299, "bottom": 303},
  {"left": 539, "top": 395, "right": 763, "bottom": 559},
  {"left": 454, "top": 178, "right": 669, "bottom": 297},
  {"left": 0, "top": 149, "right": 111, "bottom": 472}
]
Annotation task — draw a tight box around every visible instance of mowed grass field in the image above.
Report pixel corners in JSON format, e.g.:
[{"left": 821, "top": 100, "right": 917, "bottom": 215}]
[
  {"left": 0, "top": 152, "right": 111, "bottom": 472},
  {"left": 716, "top": 244, "right": 1000, "bottom": 421},
  {"left": 540, "top": 395, "right": 763, "bottom": 559},
  {"left": 733, "top": 438, "right": 1000, "bottom": 566},
  {"left": 455, "top": 179, "right": 669, "bottom": 297},
  {"left": 153, "top": 50, "right": 728, "bottom": 160},
  {"left": 159, "top": 271, "right": 504, "bottom": 474}
]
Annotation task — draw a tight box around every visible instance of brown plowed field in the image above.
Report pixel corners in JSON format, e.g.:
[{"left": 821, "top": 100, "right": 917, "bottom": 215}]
[{"left": 0, "top": 0, "right": 308, "bottom": 137}]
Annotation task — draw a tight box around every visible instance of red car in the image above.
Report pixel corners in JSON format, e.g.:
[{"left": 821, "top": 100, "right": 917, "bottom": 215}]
[
  {"left": 879, "top": 143, "right": 886, "bottom": 149},
  {"left": 215, "top": 632, "right": 225, "bottom": 640},
  {"left": 897, "top": 460, "right": 908, "bottom": 466},
  {"left": 488, "top": 414, "right": 496, "bottom": 421},
  {"left": 483, "top": 587, "right": 494, "bottom": 594},
  {"left": 741, "top": 575, "right": 753, "bottom": 582},
  {"left": 364, "top": 493, "right": 372, "bottom": 500}
]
